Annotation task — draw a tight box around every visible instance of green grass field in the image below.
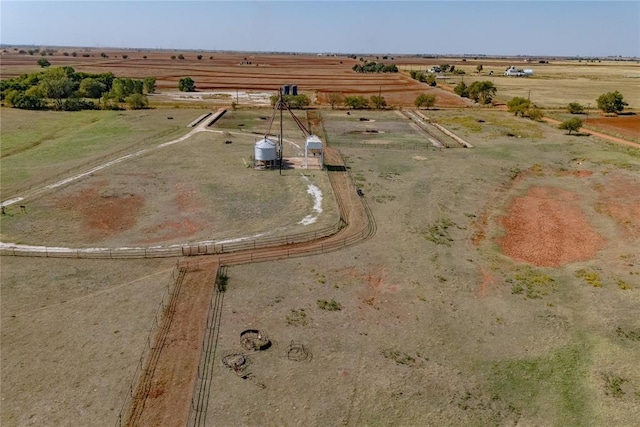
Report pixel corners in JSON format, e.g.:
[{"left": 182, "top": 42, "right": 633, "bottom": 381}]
[{"left": 0, "top": 108, "right": 195, "bottom": 197}]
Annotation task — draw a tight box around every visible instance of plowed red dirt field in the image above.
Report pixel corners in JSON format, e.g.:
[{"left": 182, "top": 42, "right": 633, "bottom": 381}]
[{"left": 0, "top": 50, "right": 469, "bottom": 107}]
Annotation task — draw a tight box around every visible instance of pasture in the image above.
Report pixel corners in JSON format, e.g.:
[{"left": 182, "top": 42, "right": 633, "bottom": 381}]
[{"left": 2, "top": 102, "right": 639, "bottom": 426}]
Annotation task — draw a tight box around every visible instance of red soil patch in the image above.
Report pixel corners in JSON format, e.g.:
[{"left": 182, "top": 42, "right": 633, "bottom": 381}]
[
  {"left": 56, "top": 181, "right": 144, "bottom": 240},
  {"left": 586, "top": 115, "right": 640, "bottom": 141},
  {"left": 139, "top": 183, "right": 207, "bottom": 244},
  {"left": 477, "top": 267, "right": 498, "bottom": 297},
  {"left": 0, "top": 50, "right": 470, "bottom": 107},
  {"left": 498, "top": 186, "right": 606, "bottom": 267}
]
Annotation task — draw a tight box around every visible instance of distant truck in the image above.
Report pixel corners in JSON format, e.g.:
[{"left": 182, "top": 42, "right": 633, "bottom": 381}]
[{"left": 504, "top": 66, "right": 533, "bottom": 77}]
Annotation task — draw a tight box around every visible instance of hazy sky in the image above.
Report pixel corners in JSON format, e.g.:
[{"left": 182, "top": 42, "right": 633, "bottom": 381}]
[{"left": 1, "top": 1, "right": 638, "bottom": 57}]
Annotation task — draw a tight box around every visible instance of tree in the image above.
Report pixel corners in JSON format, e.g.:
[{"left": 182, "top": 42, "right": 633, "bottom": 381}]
[
  {"left": 4, "top": 89, "right": 45, "bottom": 109},
  {"left": 125, "top": 93, "right": 148, "bottom": 110},
  {"left": 507, "top": 97, "right": 531, "bottom": 116},
  {"left": 454, "top": 81, "right": 469, "bottom": 98},
  {"left": 178, "top": 54, "right": 185, "bottom": 60},
  {"left": 558, "top": 117, "right": 583, "bottom": 134},
  {"left": 415, "top": 93, "right": 436, "bottom": 109},
  {"left": 425, "top": 73, "right": 437, "bottom": 87},
  {"left": 468, "top": 81, "right": 496, "bottom": 105},
  {"left": 143, "top": 77, "right": 156, "bottom": 94},
  {"left": 37, "top": 58, "right": 51, "bottom": 68},
  {"left": 327, "top": 92, "right": 344, "bottom": 110},
  {"left": 178, "top": 77, "right": 195, "bottom": 92},
  {"left": 476, "top": 64, "right": 483, "bottom": 74},
  {"left": 344, "top": 95, "right": 369, "bottom": 109},
  {"left": 596, "top": 91, "right": 627, "bottom": 114},
  {"left": 197, "top": 55, "right": 203, "bottom": 60},
  {"left": 122, "top": 55, "right": 128, "bottom": 59},
  {"left": 370, "top": 95, "right": 386, "bottom": 109},
  {"left": 39, "top": 67, "right": 77, "bottom": 109},
  {"left": 567, "top": 102, "right": 585, "bottom": 114},
  {"left": 527, "top": 107, "right": 544, "bottom": 122},
  {"left": 285, "top": 94, "right": 311, "bottom": 109},
  {"left": 79, "top": 78, "right": 107, "bottom": 98}
]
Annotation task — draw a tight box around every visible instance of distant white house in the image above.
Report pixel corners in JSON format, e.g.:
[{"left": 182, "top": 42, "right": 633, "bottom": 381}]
[{"left": 504, "top": 66, "right": 533, "bottom": 77}]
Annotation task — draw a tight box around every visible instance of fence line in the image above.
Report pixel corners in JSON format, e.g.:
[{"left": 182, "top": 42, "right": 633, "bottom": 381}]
[
  {"left": 114, "top": 261, "right": 186, "bottom": 427},
  {"left": 188, "top": 265, "right": 225, "bottom": 427},
  {"left": 1, "top": 220, "right": 345, "bottom": 259}
]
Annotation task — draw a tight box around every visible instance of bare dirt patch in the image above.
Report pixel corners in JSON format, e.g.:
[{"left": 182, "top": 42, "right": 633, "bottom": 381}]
[
  {"left": 498, "top": 186, "right": 606, "bottom": 267},
  {"left": 585, "top": 115, "right": 640, "bottom": 142},
  {"left": 56, "top": 180, "right": 144, "bottom": 240}
]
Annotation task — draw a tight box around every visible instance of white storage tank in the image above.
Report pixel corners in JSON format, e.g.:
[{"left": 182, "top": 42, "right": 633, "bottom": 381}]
[
  {"left": 304, "top": 134, "right": 323, "bottom": 168},
  {"left": 254, "top": 137, "right": 277, "bottom": 161}
]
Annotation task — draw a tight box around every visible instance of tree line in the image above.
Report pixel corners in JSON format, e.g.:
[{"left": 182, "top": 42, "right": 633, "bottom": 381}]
[
  {"left": 352, "top": 62, "right": 398, "bottom": 73},
  {"left": 0, "top": 67, "right": 156, "bottom": 111}
]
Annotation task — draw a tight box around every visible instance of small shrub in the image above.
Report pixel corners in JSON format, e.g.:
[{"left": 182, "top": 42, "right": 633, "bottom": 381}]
[
  {"left": 507, "top": 267, "right": 556, "bottom": 299},
  {"left": 423, "top": 218, "right": 455, "bottom": 246},
  {"left": 616, "top": 278, "right": 632, "bottom": 290},
  {"left": 381, "top": 349, "right": 416, "bottom": 366},
  {"left": 286, "top": 309, "right": 309, "bottom": 326},
  {"left": 615, "top": 327, "right": 640, "bottom": 341},
  {"left": 317, "top": 299, "right": 342, "bottom": 311},
  {"left": 603, "top": 373, "right": 627, "bottom": 398},
  {"left": 509, "top": 167, "right": 522, "bottom": 180},
  {"left": 575, "top": 269, "right": 602, "bottom": 287},
  {"left": 567, "top": 102, "right": 585, "bottom": 114}
]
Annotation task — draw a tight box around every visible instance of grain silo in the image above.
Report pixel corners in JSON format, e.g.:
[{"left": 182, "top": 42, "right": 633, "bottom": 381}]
[{"left": 254, "top": 137, "right": 278, "bottom": 169}]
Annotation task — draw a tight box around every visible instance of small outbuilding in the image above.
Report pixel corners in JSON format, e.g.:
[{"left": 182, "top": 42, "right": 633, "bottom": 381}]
[{"left": 304, "top": 135, "right": 323, "bottom": 169}]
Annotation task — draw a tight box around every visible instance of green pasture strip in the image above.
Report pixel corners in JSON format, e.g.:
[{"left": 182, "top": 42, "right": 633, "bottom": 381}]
[
  {"left": 0, "top": 108, "right": 196, "bottom": 196},
  {"left": 485, "top": 337, "right": 594, "bottom": 426}
]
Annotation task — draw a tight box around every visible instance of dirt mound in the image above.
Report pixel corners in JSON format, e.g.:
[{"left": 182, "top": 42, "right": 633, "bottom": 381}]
[{"left": 498, "top": 186, "right": 606, "bottom": 267}]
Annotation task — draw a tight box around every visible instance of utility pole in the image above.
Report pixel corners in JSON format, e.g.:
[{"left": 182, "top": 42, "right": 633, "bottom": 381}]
[{"left": 279, "top": 87, "right": 283, "bottom": 176}]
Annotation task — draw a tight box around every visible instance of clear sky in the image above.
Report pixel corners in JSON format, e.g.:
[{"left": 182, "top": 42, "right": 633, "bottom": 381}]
[{"left": 1, "top": 1, "right": 638, "bottom": 57}]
